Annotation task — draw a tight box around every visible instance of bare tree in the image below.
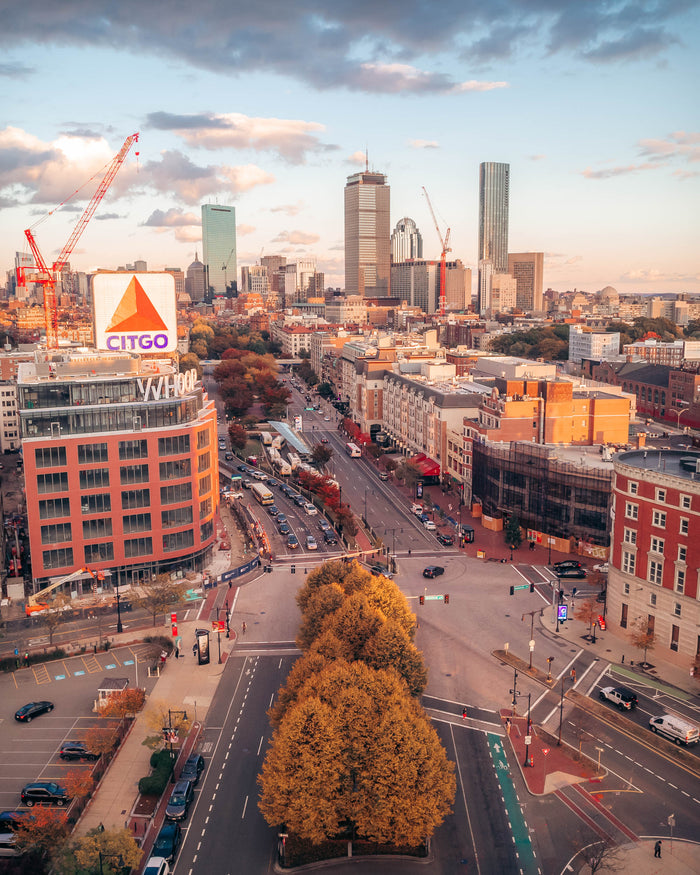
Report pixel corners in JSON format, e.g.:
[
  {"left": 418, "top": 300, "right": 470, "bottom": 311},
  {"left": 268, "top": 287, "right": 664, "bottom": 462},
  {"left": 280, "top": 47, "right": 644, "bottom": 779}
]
[
  {"left": 139, "top": 573, "right": 185, "bottom": 626},
  {"left": 629, "top": 617, "right": 655, "bottom": 667},
  {"left": 580, "top": 840, "right": 624, "bottom": 873}
]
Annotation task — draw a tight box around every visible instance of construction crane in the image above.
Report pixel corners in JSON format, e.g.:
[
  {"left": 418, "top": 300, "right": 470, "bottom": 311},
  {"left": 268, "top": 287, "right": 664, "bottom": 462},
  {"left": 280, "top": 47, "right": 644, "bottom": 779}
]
[
  {"left": 26, "top": 566, "right": 105, "bottom": 615},
  {"left": 422, "top": 186, "right": 451, "bottom": 316},
  {"left": 19, "top": 133, "right": 139, "bottom": 350}
]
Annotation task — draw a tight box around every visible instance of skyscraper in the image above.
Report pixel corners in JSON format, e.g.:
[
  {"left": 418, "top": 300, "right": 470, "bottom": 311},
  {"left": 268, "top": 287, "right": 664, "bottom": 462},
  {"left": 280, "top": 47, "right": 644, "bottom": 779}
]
[
  {"left": 478, "top": 162, "right": 509, "bottom": 313},
  {"left": 202, "top": 204, "right": 236, "bottom": 296},
  {"left": 344, "top": 170, "right": 390, "bottom": 297},
  {"left": 391, "top": 217, "right": 423, "bottom": 262},
  {"left": 508, "top": 252, "right": 544, "bottom": 312}
]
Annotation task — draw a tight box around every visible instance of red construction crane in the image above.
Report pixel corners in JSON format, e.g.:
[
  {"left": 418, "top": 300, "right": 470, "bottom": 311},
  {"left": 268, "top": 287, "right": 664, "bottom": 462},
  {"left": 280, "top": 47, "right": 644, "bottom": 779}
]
[
  {"left": 20, "top": 133, "right": 139, "bottom": 350},
  {"left": 422, "top": 186, "right": 451, "bottom": 316}
]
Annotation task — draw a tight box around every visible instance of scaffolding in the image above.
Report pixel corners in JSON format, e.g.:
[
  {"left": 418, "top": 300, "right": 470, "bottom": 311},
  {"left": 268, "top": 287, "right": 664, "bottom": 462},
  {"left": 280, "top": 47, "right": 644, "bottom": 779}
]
[{"left": 472, "top": 441, "right": 612, "bottom": 546}]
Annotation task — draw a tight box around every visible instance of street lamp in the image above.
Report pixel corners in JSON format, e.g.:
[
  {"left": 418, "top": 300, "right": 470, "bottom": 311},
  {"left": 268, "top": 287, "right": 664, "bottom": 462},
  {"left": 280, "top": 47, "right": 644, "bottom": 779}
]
[
  {"left": 115, "top": 578, "right": 123, "bottom": 635},
  {"left": 224, "top": 598, "right": 230, "bottom": 639},
  {"left": 165, "top": 709, "right": 188, "bottom": 781},
  {"left": 672, "top": 406, "right": 689, "bottom": 429}
]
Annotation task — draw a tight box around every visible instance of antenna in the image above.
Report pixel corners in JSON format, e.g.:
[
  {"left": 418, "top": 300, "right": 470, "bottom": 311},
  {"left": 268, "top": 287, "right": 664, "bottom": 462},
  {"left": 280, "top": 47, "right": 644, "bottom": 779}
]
[{"left": 365, "top": 148, "right": 369, "bottom": 172}]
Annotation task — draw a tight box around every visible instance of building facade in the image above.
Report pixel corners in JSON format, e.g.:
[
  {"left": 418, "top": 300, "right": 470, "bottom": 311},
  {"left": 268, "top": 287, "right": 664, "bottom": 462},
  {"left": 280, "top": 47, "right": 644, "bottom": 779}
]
[
  {"left": 391, "top": 217, "right": 423, "bottom": 262},
  {"left": 202, "top": 204, "right": 236, "bottom": 296},
  {"left": 569, "top": 326, "right": 621, "bottom": 365},
  {"left": 19, "top": 350, "right": 219, "bottom": 592},
  {"left": 344, "top": 171, "right": 390, "bottom": 297},
  {"left": 508, "top": 253, "right": 544, "bottom": 312},
  {"left": 478, "top": 162, "right": 509, "bottom": 313},
  {"left": 609, "top": 450, "right": 700, "bottom": 665}
]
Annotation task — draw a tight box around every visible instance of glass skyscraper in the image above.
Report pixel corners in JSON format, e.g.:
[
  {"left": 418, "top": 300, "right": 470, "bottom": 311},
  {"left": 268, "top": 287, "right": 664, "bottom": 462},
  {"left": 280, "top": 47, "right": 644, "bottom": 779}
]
[
  {"left": 478, "top": 162, "right": 509, "bottom": 313},
  {"left": 344, "top": 171, "right": 390, "bottom": 297},
  {"left": 391, "top": 217, "right": 423, "bottom": 263},
  {"left": 201, "top": 204, "right": 236, "bottom": 296}
]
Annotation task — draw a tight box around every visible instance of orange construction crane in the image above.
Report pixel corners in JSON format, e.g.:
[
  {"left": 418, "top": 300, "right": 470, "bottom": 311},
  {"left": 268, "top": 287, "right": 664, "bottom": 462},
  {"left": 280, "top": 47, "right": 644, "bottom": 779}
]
[
  {"left": 20, "top": 133, "right": 139, "bottom": 350},
  {"left": 422, "top": 186, "right": 451, "bottom": 316}
]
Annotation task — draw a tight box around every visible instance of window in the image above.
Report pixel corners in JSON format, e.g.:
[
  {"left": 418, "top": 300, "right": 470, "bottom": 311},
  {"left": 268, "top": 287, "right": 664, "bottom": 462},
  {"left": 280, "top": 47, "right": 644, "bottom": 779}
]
[
  {"left": 43, "top": 547, "right": 73, "bottom": 569},
  {"left": 122, "top": 512, "right": 152, "bottom": 534},
  {"left": 625, "top": 502, "right": 638, "bottom": 520},
  {"left": 620, "top": 603, "right": 628, "bottom": 629},
  {"left": 199, "top": 497, "right": 212, "bottom": 519},
  {"left": 652, "top": 509, "right": 666, "bottom": 528},
  {"left": 39, "top": 498, "right": 70, "bottom": 519},
  {"left": 629, "top": 481, "right": 638, "bottom": 495},
  {"left": 82, "top": 518, "right": 113, "bottom": 539},
  {"left": 119, "top": 439, "right": 147, "bottom": 460},
  {"left": 159, "top": 459, "right": 191, "bottom": 481},
  {"left": 163, "top": 530, "right": 195, "bottom": 552},
  {"left": 656, "top": 488, "right": 666, "bottom": 503},
  {"left": 678, "top": 545, "right": 687, "bottom": 562},
  {"left": 622, "top": 551, "right": 635, "bottom": 575},
  {"left": 623, "top": 582, "right": 630, "bottom": 595},
  {"left": 77, "top": 443, "right": 108, "bottom": 464},
  {"left": 120, "top": 464, "right": 149, "bottom": 485},
  {"left": 649, "top": 537, "right": 664, "bottom": 555},
  {"left": 680, "top": 518, "right": 689, "bottom": 535},
  {"left": 84, "top": 542, "right": 114, "bottom": 563},
  {"left": 121, "top": 489, "right": 150, "bottom": 510},
  {"left": 161, "top": 507, "right": 193, "bottom": 529},
  {"left": 124, "top": 537, "right": 153, "bottom": 558},
  {"left": 648, "top": 559, "right": 663, "bottom": 585},
  {"left": 623, "top": 528, "right": 637, "bottom": 545},
  {"left": 197, "top": 452, "right": 210, "bottom": 473},
  {"left": 675, "top": 568, "right": 685, "bottom": 594},
  {"left": 197, "top": 430, "right": 210, "bottom": 450},
  {"left": 650, "top": 593, "right": 657, "bottom": 607},
  {"left": 670, "top": 624, "right": 679, "bottom": 652},
  {"left": 35, "top": 446, "right": 67, "bottom": 468},
  {"left": 199, "top": 474, "right": 211, "bottom": 495},
  {"left": 161, "top": 483, "right": 192, "bottom": 505},
  {"left": 79, "top": 468, "right": 110, "bottom": 490},
  {"left": 82, "top": 494, "right": 111, "bottom": 515},
  {"left": 40, "top": 523, "right": 72, "bottom": 545},
  {"left": 200, "top": 519, "right": 214, "bottom": 542},
  {"left": 158, "top": 435, "right": 190, "bottom": 456},
  {"left": 680, "top": 494, "right": 691, "bottom": 510},
  {"left": 37, "top": 472, "right": 69, "bottom": 494}
]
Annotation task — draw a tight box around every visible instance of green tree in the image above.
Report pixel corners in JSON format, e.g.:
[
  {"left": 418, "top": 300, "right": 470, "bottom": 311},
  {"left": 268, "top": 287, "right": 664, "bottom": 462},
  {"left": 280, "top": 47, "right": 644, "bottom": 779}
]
[
  {"left": 139, "top": 574, "right": 184, "bottom": 626},
  {"left": 179, "top": 352, "right": 201, "bottom": 378},
  {"left": 317, "top": 381, "right": 335, "bottom": 398},
  {"left": 504, "top": 514, "right": 522, "bottom": 549}
]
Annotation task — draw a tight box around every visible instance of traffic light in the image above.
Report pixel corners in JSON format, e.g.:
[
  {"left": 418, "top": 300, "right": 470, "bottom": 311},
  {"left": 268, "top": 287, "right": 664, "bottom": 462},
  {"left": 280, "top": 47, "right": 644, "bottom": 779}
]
[
  {"left": 291, "top": 565, "right": 296, "bottom": 574},
  {"left": 509, "top": 586, "right": 514, "bottom": 596},
  {"left": 419, "top": 594, "right": 425, "bottom": 605},
  {"left": 530, "top": 582, "right": 535, "bottom": 593},
  {"left": 444, "top": 593, "right": 449, "bottom": 604}
]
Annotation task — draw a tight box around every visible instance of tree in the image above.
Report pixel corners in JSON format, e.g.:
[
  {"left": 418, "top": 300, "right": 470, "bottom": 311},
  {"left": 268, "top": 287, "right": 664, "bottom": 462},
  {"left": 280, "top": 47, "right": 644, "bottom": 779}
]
[
  {"left": 139, "top": 574, "right": 185, "bottom": 626},
  {"left": 577, "top": 840, "right": 624, "bottom": 874},
  {"left": 179, "top": 352, "right": 201, "bottom": 378},
  {"left": 574, "top": 598, "right": 600, "bottom": 642},
  {"left": 295, "top": 583, "right": 346, "bottom": 651},
  {"left": 364, "top": 443, "right": 383, "bottom": 461},
  {"left": 61, "top": 769, "right": 94, "bottom": 801},
  {"left": 228, "top": 422, "right": 248, "bottom": 451},
  {"left": 82, "top": 725, "right": 119, "bottom": 758},
  {"left": 504, "top": 514, "right": 523, "bottom": 549},
  {"left": 55, "top": 827, "right": 142, "bottom": 875},
  {"left": 317, "top": 381, "right": 334, "bottom": 398},
  {"left": 629, "top": 617, "right": 655, "bottom": 667},
  {"left": 384, "top": 458, "right": 398, "bottom": 474},
  {"left": 99, "top": 687, "right": 146, "bottom": 719},
  {"left": 13, "top": 807, "right": 68, "bottom": 862},
  {"left": 395, "top": 460, "right": 422, "bottom": 491},
  {"left": 311, "top": 444, "right": 333, "bottom": 467},
  {"left": 37, "top": 594, "right": 71, "bottom": 645},
  {"left": 363, "top": 620, "right": 427, "bottom": 696},
  {"left": 142, "top": 699, "right": 191, "bottom": 751},
  {"left": 320, "top": 593, "right": 383, "bottom": 662}
]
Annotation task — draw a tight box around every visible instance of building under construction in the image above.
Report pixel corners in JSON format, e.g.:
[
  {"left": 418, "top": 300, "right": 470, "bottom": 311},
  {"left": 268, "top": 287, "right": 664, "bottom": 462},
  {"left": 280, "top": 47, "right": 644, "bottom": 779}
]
[{"left": 471, "top": 440, "right": 612, "bottom": 546}]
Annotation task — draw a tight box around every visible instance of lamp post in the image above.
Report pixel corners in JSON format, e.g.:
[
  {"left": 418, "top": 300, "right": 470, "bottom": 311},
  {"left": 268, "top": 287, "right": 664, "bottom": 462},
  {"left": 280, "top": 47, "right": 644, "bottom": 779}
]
[
  {"left": 224, "top": 598, "right": 230, "bottom": 639},
  {"left": 166, "top": 709, "right": 188, "bottom": 781},
  {"left": 216, "top": 608, "right": 222, "bottom": 663},
  {"left": 524, "top": 692, "right": 532, "bottom": 766},
  {"left": 115, "top": 578, "right": 123, "bottom": 635},
  {"left": 672, "top": 406, "right": 689, "bottom": 430}
]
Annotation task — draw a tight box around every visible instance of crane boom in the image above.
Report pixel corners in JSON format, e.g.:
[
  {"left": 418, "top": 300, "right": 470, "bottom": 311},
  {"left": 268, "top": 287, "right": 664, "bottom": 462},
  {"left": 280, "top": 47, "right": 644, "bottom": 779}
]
[
  {"left": 422, "top": 186, "right": 451, "bottom": 316},
  {"left": 22, "top": 133, "right": 139, "bottom": 350}
]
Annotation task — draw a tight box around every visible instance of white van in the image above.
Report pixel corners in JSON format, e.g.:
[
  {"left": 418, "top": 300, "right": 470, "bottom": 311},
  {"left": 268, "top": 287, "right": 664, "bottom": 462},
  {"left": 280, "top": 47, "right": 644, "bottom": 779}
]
[{"left": 649, "top": 714, "right": 699, "bottom": 746}]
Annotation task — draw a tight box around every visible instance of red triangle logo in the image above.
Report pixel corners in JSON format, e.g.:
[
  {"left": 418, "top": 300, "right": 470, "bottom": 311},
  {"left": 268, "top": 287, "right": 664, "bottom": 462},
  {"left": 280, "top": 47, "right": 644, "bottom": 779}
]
[{"left": 106, "top": 276, "right": 168, "bottom": 332}]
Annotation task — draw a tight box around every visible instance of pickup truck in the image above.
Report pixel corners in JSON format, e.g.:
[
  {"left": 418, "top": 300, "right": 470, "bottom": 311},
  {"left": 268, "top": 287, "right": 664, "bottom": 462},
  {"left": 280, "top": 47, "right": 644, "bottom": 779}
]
[{"left": 599, "top": 686, "right": 637, "bottom": 710}]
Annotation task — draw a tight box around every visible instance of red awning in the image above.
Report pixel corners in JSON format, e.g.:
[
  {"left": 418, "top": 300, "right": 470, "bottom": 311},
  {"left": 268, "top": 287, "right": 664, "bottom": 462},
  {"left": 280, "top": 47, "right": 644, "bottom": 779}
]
[{"left": 411, "top": 454, "right": 441, "bottom": 477}]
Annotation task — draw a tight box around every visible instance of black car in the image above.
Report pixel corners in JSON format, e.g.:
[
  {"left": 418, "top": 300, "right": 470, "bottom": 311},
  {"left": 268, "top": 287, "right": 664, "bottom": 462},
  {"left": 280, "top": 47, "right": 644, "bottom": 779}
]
[
  {"left": 267, "top": 478, "right": 279, "bottom": 488},
  {"left": 323, "top": 531, "right": 338, "bottom": 545},
  {"left": 278, "top": 522, "right": 291, "bottom": 535},
  {"left": 152, "top": 821, "right": 182, "bottom": 863},
  {"left": 59, "top": 741, "right": 98, "bottom": 761},
  {"left": 0, "top": 811, "right": 33, "bottom": 831},
  {"left": 165, "top": 780, "right": 194, "bottom": 821},
  {"left": 237, "top": 464, "right": 248, "bottom": 472},
  {"left": 266, "top": 504, "right": 280, "bottom": 516},
  {"left": 293, "top": 494, "right": 306, "bottom": 507},
  {"left": 15, "top": 701, "right": 54, "bottom": 722},
  {"left": 180, "top": 753, "right": 205, "bottom": 786},
  {"left": 556, "top": 567, "right": 587, "bottom": 579},
  {"left": 21, "top": 782, "right": 69, "bottom": 807},
  {"left": 369, "top": 565, "right": 393, "bottom": 578},
  {"left": 553, "top": 560, "right": 584, "bottom": 572},
  {"left": 280, "top": 484, "right": 294, "bottom": 497},
  {"left": 436, "top": 533, "right": 454, "bottom": 546},
  {"left": 423, "top": 566, "right": 445, "bottom": 578},
  {"left": 287, "top": 533, "right": 299, "bottom": 549}
]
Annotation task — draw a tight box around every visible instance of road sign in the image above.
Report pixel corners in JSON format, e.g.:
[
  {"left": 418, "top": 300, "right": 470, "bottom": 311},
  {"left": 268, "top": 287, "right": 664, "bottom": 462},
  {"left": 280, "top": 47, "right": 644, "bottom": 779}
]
[
  {"left": 542, "top": 747, "right": 550, "bottom": 756},
  {"left": 425, "top": 595, "right": 444, "bottom": 601},
  {"left": 513, "top": 584, "right": 530, "bottom": 592},
  {"left": 524, "top": 735, "right": 532, "bottom": 745}
]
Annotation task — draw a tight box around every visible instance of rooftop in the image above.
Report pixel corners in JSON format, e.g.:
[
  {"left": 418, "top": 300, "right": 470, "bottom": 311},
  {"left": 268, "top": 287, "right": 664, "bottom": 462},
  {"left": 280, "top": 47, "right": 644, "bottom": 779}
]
[{"left": 616, "top": 448, "right": 700, "bottom": 481}]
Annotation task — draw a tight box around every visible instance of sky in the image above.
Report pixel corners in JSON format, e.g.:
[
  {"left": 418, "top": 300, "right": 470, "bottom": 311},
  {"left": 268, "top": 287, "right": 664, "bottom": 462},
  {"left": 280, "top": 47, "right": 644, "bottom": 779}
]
[{"left": 0, "top": 0, "right": 699, "bottom": 297}]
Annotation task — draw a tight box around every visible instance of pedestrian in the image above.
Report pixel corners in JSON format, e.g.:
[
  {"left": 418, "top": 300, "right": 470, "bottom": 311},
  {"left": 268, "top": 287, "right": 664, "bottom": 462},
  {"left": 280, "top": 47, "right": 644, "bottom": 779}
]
[
  {"left": 242, "top": 621, "right": 247, "bottom": 634},
  {"left": 570, "top": 668, "right": 576, "bottom": 683},
  {"left": 462, "top": 708, "right": 467, "bottom": 719},
  {"left": 408, "top": 549, "right": 411, "bottom": 557},
  {"left": 654, "top": 840, "right": 662, "bottom": 858},
  {"left": 505, "top": 718, "right": 511, "bottom": 735},
  {"left": 98, "top": 822, "right": 105, "bottom": 833},
  {"left": 174, "top": 645, "right": 179, "bottom": 659}
]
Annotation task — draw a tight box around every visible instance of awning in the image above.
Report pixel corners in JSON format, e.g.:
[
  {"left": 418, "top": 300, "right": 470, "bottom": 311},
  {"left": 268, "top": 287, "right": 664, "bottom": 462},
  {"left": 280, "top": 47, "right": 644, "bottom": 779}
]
[{"left": 411, "top": 453, "right": 441, "bottom": 477}]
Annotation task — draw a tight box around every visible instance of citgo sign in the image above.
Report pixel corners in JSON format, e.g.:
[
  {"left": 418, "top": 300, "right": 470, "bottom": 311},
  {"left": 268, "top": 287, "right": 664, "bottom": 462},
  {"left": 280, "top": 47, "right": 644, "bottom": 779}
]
[{"left": 93, "top": 272, "right": 177, "bottom": 353}]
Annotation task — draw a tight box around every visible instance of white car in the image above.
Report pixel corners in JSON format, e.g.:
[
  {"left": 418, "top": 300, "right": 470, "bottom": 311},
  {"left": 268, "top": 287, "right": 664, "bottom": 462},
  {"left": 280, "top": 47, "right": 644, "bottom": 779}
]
[
  {"left": 593, "top": 562, "right": 609, "bottom": 573},
  {"left": 304, "top": 502, "right": 318, "bottom": 515},
  {"left": 411, "top": 504, "right": 423, "bottom": 515},
  {"left": 228, "top": 492, "right": 243, "bottom": 500},
  {"left": 324, "top": 416, "right": 330, "bottom": 421},
  {"left": 423, "top": 519, "right": 436, "bottom": 531},
  {"left": 306, "top": 535, "right": 318, "bottom": 550}
]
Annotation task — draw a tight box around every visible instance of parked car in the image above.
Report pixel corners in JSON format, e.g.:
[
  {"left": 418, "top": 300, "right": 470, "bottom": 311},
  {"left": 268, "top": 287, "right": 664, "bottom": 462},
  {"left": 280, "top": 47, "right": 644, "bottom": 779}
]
[
  {"left": 180, "top": 753, "right": 205, "bottom": 786},
  {"left": 599, "top": 686, "right": 637, "bottom": 710},
  {"left": 15, "top": 701, "right": 54, "bottom": 722},
  {"left": 287, "top": 534, "right": 299, "bottom": 549},
  {"left": 306, "top": 535, "right": 318, "bottom": 551},
  {"left": 152, "top": 821, "right": 181, "bottom": 863},
  {"left": 21, "top": 782, "right": 69, "bottom": 807},
  {"left": 411, "top": 504, "right": 423, "bottom": 515},
  {"left": 304, "top": 502, "right": 317, "bottom": 515},
  {"left": 59, "top": 741, "right": 98, "bottom": 761},
  {"left": 423, "top": 566, "right": 445, "bottom": 578},
  {"left": 423, "top": 519, "right": 437, "bottom": 531},
  {"left": 436, "top": 533, "right": 454, "bottom": 546},
  {"left": 143, "top": 857, "right": 171, "bottom": 875},
  {"left": 553, "top": 560, "right": 584, "bottom": 572},
  {"left": 419, "top": 513, "right": 430, "bottom": 523},
  {"left": 165, "top": 780, "right": 194, "bottom": 821},
  {"left": 0, "top": 812, "right": 33, "bottom": 831},
  {"left": 556, "top": 567, "right": 586, "bottom": 578},
  {"left": 378, "top": 471, "right": 389, "bottom": 481}
]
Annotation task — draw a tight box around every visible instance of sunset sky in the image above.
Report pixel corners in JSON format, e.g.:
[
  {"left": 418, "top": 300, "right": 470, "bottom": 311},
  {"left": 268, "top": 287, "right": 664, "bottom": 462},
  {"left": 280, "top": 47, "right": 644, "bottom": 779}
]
[{"left": 1, "top": 0, "right": 698, "bottom": 295}]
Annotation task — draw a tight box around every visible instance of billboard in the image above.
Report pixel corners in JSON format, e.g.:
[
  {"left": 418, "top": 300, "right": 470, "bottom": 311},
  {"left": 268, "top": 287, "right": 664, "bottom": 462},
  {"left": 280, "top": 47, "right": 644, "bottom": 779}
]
[{"left": 93, "top": 272, "right": 177, "bottom": 353}]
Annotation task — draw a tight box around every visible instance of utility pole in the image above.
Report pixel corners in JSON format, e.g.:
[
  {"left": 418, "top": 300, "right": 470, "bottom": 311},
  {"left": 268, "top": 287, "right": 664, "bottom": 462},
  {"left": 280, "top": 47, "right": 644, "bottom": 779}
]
[
  {"left": 524, "top": 693, "right": 532, "bottom": 766},
  {"left": 558, "top": 676, "right": 565, "bottom": 745},
  {"left": 510, "top": 668, "right": 519, "bottom": 716},
  {"left": 522, "top": 609, "right": 541, "bottom": 670}
]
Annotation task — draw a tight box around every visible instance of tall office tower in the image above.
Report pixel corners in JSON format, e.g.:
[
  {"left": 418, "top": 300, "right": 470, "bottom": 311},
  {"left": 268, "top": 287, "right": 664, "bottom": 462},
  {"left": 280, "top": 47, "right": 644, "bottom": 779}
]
[
  {"left": 260, "top": 256, "right": 286, "bottom": 295},
  {"left": 508, "top": 253, "right": 544, "bottom": 312},
  {"left": 344, "top": 170, "right": 390, "bottom": 297},
  {"left": 185, "top": 253, "right": 206, "bottom": 303},
  {"left": 391, "top": 217, "right": 423, "bottom": 262},
  {"left": 202, "top": 204, "right": 236, "bottom": 295},
  {"left": 478, "top": 162, "right": 509, "bottom": 313}
]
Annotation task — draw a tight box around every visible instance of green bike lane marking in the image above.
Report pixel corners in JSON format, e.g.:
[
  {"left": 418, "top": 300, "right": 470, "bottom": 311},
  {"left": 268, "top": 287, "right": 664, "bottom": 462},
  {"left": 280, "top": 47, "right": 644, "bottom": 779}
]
[{"left": 487, "top": 733, "right": 538, "bottom": 875}]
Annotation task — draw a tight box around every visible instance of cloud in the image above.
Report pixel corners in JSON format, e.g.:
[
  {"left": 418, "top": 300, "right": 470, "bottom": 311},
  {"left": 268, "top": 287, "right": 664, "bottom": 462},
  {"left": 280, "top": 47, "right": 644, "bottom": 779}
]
[
  {"left": 146, "top": 111, "right": 337, "bottom": 164},
  {"left": 637, "top": 131, "right": 700, "bottom": 163},
  {"left": 94, "top": 212, "right": 121, "bottom": 221},
  {"left": 272, "top": 230, "right": 320, "bottom": 245},
  {"left": 581, "top": 162, "right": 657, "bottom": 179},
  {"left": 142, "top": 208, "right": 200, "bottom": 228},
  {"left": 0, "top": 62, "right": 34, "bottom": 78},
  {"left": 143, "top": 151, "right": 273, "bottom": 203},
  {"left": 409, "top": 139, "right": 439, "bottom": 149},
  {"left": 529, "top": 154, "right": 546, "bottom": 161},
  {"left": 236, "top": 223, "right": 256, "bottom": 235},
  {"left": 450, "top": 80, "right": 509, "bottom": 93},
  {"left": 621, "top": 267, "right": 700, "bottom": 283},
  {"left": 270, "top": 202, "right": 304, "bottom": 216},
  {"left": 346, "top": 151, "right": 367, "bottom": 166}
]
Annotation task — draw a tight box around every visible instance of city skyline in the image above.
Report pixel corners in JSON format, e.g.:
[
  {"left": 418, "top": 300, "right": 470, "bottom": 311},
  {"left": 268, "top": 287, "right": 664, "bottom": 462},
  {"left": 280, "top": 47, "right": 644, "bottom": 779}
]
[{"left": 0, "top": 1, "right": 698, "bottom": 295}]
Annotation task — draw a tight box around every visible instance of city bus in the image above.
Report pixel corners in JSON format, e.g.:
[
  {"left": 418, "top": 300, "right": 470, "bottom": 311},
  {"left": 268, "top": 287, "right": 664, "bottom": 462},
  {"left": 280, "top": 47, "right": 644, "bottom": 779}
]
[
  {"left": 250, "top": 482, "right": 274, "bottom": 505},
  {"left": 345, "top": 442, "right": 361, "bottom": 458},
  {"left": 260, "top": 432, "right": 273, "bottom": 446}
]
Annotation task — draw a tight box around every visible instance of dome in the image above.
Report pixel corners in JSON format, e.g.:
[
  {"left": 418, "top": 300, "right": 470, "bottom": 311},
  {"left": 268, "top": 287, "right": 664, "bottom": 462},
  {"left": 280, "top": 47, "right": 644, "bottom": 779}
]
[{"left": 601, "top": 285, "right": 619, "bottom": 299}]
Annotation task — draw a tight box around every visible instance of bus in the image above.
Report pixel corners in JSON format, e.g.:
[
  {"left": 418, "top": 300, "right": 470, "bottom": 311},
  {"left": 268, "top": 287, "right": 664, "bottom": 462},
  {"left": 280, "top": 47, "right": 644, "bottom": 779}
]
[
  {"left": 250, "top": 482, "right": 274, "bottom": 505},
  {"left": 288, "top": 452, "right": 301, "bottom": 471},
  {"left": 345, "top": 442, "right": 361, "bottom": 458},
  {"left": 260, "top": 432, "right": 273, "bottom": 446}
]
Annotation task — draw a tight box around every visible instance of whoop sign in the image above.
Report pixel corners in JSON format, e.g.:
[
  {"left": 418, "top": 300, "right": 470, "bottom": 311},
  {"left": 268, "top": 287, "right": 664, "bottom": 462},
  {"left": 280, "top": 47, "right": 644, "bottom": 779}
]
[{"left": 93, "top": 272, "right": 177, "bottom": 353}]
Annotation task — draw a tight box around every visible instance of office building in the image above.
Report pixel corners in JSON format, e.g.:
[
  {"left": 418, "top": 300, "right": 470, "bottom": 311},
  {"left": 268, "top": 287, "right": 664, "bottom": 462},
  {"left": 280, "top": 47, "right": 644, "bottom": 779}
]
[
  {"left": 569, "top": 325, "right": 621, "bottom": 365},
  {"left": 391, "top": 260, "right": 469, "bottom": 314},
  {"left": 508, "top": 253, "right": 544, "bottom": 312},
  {"left": 490, "top": 273, "right": 517, "bottom": 314},
  {"left": 202, "top": 204, "right": 236, "bottom": 296},
  {"left": 19, "top": 350, "right": 219, "bottom": 593},
  {"left": 391, "top": 217, "right": 423, "bottom": 262},
  {"left": 185, "top": 254, "right": 206, "bottom": 303},
  {"left": 478, "top": 162, "right": 509, "bottom": 313},
  {"left": 344, "top": 170, "right": 390, "bottom": 297}
]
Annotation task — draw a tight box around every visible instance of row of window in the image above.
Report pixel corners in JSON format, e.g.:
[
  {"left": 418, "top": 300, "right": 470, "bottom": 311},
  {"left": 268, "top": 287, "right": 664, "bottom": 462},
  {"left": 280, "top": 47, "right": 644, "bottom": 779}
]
[
  {"left": 37, "top": 459, "right": 200, "bottom": 493},
  {"left": 34, "top": 433, "right": 213, "bottom": 469},
  {"left": 623, "top": 528, "right": 689, "bottom": 563},
  {"left": 620, "top": 550, "right": 687, "bottom": 592},
  {"left": 38, "top": 482, "right": 211, "bottom": 520},
  {"left": 619, "top": 602, "right": 683, "bottom": 652},
  {"left": 40, "top": 507, "right": 202, "bottom": 543},
  {"left": 624, "top": 502, "right": 690, "bottom": 534},
  {"left": 42, "top": 521, "right": 211, "bottom": 569},
  {"left": 627, "top": 480, "right": 693, "bottom": 510}
]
